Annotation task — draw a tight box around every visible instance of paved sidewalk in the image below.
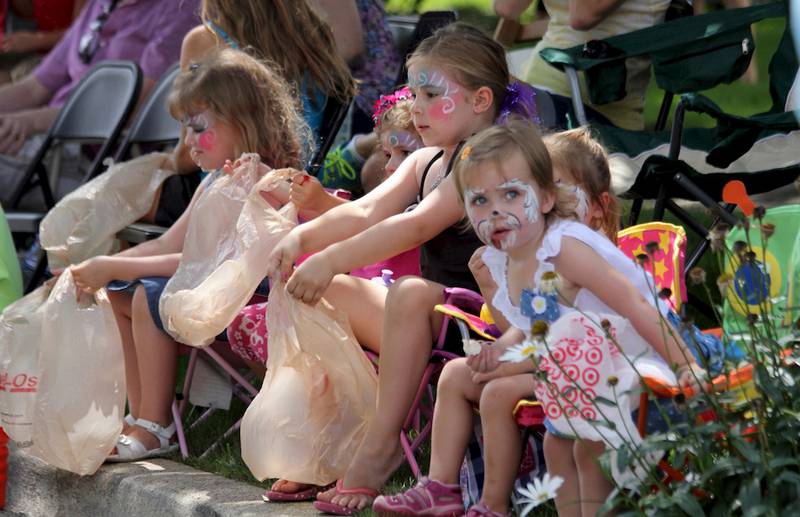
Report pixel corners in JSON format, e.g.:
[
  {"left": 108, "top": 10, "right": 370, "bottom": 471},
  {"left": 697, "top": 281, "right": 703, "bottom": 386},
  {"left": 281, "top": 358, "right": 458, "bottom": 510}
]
[{"left": 6, "top": 447, "right": 320, "bottom": 517}]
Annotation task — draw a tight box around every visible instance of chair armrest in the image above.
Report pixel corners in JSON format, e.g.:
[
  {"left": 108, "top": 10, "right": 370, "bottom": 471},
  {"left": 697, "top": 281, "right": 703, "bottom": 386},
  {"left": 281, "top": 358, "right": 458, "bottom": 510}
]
[
  {"left": 117, "top": 222, "right": 167, "bottom": 244},
  {"left": 6, "top": 211, "right": 45, "bottom": 234},
  {"left": 679, "top": 93, "right": 800, "bottom": 132}
]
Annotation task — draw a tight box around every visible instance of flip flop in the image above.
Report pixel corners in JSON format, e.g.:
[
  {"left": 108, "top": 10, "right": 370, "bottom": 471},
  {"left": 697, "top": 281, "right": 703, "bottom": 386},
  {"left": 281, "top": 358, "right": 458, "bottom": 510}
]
[
  {"left": 313, "top": 479, "right": 380, "bottom": 515},
  {"left": 263, "top": 482, "right": 334, "bottom": 502}
]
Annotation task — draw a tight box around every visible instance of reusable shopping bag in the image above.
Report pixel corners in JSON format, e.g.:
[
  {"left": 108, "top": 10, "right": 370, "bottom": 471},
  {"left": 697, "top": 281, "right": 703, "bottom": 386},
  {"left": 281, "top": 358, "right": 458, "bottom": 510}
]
[
  {"left": 29, "top": 270, "right": 126, "bottom": 475},
  {"left": 240, "top": 282, "right": 378, "bottom": 486},
  {"left": 39, "top": 152, "right": 176, "bottom": 269},
  {"left": 160, "top": 155, "right": 296, "bottom": 346},
  {"left": 533, "top": 312, "right": 664, "bottom": 488},
  {"left": 0, "top": 284, "right": 51, "bottom": 447}
]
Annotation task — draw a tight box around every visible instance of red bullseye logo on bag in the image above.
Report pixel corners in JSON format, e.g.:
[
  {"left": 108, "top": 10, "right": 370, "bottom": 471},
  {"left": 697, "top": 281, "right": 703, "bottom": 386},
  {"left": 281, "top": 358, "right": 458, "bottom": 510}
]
[{"left": 0, "top": 372, "right": 38, "bottom": 393}]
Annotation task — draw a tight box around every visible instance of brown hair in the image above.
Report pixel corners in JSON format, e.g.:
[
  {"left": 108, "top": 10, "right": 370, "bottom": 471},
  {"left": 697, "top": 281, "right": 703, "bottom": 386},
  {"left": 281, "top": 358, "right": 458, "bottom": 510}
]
[
  {"left": 201, "top": 0, "right": 355, "bottom": 105},
  {"left": 407, "top": 23, "right": 510, "bottom": 116},
  {"left": 169, "top": 47, "right": 309, "bottom": 169},
  {"left": 453, "top": 118, "right": 576, "bottom": 222},
  {"left": 543, "top": 128, "right": 620, "bottom": 242}
]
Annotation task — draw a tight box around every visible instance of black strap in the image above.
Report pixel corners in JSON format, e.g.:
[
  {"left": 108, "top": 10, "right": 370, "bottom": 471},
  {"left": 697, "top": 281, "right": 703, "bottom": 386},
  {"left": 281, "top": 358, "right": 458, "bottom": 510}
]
[{"left": 416, "top": 141, "right": 466, "bottom": 202}]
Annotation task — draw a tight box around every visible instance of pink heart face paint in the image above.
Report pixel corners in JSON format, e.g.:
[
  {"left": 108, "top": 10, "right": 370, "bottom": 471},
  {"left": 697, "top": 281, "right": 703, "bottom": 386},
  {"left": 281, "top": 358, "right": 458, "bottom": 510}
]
[
  {"left": 182, "top": 111, "right": 239, "bottom": 171},
  {"left": 380, "top": 129, "right": 422, "bottom": 176}
]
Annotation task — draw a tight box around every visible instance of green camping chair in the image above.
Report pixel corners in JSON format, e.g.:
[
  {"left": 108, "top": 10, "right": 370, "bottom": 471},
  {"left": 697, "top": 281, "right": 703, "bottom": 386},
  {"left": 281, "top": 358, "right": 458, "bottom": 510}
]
[{"left": 539, "top": 1, "right": 798, "bottom": 273}]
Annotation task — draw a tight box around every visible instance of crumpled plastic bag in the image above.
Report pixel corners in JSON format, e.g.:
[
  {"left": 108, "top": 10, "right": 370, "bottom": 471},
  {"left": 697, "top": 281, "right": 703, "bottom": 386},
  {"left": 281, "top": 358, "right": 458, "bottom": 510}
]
[
  {"left": 39, "top": 152, "right": 176, "bottom": 269},
  {"left": 0, "top": 283, "right": 51, "bottom": 448},
  {"left": 533, "top": 312, "right": 665, "bottom": 488},
  {"left": 159, "top": 155, "right": 297, "bottom": 347},
  {"left": 240, "top": 282, "right": 378, "bottom": 485},
  {"left": 29, "top": 270, "right": 126, "bottom": 475}
]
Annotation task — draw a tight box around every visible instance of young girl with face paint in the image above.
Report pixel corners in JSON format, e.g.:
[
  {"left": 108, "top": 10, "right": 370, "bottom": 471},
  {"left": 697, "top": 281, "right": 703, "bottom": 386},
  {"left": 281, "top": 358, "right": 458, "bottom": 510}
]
[
  {"left": 372, "top": 120, "right": 702, "bottom": 517},
  {"left": 263, "top": 23, "right": 544, "bottom": 514},
  {"left": 68, "top": 48, "right": 308, "bottom": 462}
]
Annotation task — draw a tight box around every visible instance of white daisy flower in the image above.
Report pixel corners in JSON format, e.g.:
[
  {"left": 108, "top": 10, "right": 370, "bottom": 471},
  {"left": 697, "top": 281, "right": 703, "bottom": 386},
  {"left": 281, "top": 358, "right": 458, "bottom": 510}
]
[
  {"left": 463, "top": 339, "right": 486, "bottom": 356},
  {"left": 531, "top": 295, "right": 548, "bottom": 315},
  {"left": 516, "top": 473, "right": 564, "bottom": 516},
  {"left": 499, "top": 338, "right": 545, "bottom": 363}
]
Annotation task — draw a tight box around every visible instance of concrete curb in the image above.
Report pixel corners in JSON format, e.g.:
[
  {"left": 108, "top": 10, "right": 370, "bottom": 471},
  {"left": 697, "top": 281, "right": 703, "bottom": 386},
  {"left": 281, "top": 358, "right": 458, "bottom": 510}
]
[{"left": 6, "top": 447, "right": 319, "bottom": 516}]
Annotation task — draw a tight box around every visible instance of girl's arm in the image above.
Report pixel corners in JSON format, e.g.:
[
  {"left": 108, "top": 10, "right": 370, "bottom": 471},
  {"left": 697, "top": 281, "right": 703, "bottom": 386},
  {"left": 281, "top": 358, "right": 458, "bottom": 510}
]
[
  {"left": 552, "top": 237, "right": 700, "bottom": 378},
  {"left": 284, "top": 172, "right": 465, "bottom": 304},
  {"left": 267, "top": 147, "right": 439, "bottom": 279},
  {"left": 568, "top": 0, "right": 626, "bottom": 30},
  {"left": 71, "top": 253, "right": 181, "bottom": 293}
]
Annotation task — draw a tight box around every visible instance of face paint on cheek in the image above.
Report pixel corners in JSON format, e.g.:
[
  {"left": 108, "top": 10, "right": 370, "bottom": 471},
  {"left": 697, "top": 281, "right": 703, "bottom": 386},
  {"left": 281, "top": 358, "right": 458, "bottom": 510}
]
[
  {"left": 389, "top": 130, "right": 421, "bottom": 151},
  {"left": 499, "top": 179, "right": 541, "bottom": 224},
  {"left": 198, "top": 130, "right": 216, "bottom": 151}
]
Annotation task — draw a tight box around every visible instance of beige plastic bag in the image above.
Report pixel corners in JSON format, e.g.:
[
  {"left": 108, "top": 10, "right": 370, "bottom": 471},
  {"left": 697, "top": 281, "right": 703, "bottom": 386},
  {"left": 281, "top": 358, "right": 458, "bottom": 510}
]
[
  {"left": 240, "top": 283, "right": 378, "bottom": 485},
  {"left": 0, "top": 284, "right": 51, "bottom": 448},
  {"left": 29, "top": 270, "right": 126, "bottom": 475},
  {"left": 159, "top": 155, "right": 296, "bottom": 347},
  {"left": 39, "top": 152, "right": 176, "bottom": 269}
]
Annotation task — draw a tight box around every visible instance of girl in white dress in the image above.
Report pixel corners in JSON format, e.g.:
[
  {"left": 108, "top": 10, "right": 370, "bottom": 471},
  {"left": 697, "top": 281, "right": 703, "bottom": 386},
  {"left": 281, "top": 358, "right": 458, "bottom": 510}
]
[{"left": 373, "top": 119, "right": 701, "bottom": 517}]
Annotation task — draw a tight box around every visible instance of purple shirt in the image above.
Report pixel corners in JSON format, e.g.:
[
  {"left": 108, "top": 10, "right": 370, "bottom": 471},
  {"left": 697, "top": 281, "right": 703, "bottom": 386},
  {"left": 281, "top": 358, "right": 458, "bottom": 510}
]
[{"left": 33, "top": 0, "right": 200, "bottom": 107}]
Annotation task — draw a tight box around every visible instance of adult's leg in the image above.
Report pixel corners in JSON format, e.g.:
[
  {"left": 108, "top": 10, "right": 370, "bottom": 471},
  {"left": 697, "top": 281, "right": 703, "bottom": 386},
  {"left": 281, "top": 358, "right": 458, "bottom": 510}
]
[
  {"left": 478, "top": 375, "right": 536, "bottom": 514},
  {"left": 544, "top": 434, "right": 580, "bottom": 517},
  {"left": 574, "top": 439, "right": 613, "bottom": 517},
  {"left": 121, "top": 285, "right": 179, "bottom": 450},
  {"left": 108, "top": 290, "right": 139, "bottom": 434},
  {"left": 319, "top": 276, "right": 448, "bottom": 510}
]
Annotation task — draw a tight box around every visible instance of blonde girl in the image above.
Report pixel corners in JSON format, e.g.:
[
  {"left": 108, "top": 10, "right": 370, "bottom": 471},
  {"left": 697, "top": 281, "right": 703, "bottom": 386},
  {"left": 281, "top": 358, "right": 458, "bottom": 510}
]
[
  {"left": 265, "top": 23, "right": 545, "bottom": 515},
  {"left": 69, "top": 48, "right": 307, "bottom": 462},
  {"left": 373, "top": 120, "right": 700, "bottom": 517}
]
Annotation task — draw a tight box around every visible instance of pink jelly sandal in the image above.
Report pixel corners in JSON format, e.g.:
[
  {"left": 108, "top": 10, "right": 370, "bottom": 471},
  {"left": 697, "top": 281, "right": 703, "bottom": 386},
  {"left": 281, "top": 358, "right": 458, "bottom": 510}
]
[
  {"left": 263, "top": 482, "right": 334, "bottom": 502},
  {"left": 313, "top": 479, "right": 380, "bottom": 515},
  {"left": 373, "top": 477, "right": 464, "bottom": 516},
  {"left": 465, "top": 503, "right": 509, "bottom": 517}
]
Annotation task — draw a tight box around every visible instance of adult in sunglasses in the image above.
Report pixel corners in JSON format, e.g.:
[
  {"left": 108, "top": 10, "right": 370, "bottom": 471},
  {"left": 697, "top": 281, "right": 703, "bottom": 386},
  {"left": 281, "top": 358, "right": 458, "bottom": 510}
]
[{"left": 0, "top": 0, "right": 199, "bottom": 203}]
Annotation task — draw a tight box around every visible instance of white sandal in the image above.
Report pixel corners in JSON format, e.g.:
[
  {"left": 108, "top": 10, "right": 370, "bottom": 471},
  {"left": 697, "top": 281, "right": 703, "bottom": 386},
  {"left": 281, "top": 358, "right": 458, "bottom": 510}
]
[{"left": 106, "top": 418, "right": 178, "bottom": 463}]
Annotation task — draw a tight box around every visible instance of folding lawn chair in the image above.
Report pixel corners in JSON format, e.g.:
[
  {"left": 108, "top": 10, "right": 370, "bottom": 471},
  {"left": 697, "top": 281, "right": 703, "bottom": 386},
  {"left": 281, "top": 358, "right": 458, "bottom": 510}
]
[
  {"left": 388, "top": 11, "right": 457, "bottom": 87},
  {"left": 538, "top": 2, "right": 798, "bottom": 274},
  {"left": 8, "top": 60, "right": 142, "bottom": 292}
]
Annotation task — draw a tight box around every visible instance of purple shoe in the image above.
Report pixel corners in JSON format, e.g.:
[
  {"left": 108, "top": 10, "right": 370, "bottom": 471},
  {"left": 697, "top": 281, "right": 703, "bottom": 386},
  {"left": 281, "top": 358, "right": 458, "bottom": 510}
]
[{"left": 373, "top": 477, "right": 464, "bottom": 516}]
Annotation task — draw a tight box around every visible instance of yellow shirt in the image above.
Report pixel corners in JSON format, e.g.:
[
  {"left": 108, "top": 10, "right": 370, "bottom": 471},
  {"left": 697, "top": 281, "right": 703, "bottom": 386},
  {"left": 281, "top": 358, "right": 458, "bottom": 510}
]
[{"left": 524, "top": 0, "right": 670, "bottom": 129}]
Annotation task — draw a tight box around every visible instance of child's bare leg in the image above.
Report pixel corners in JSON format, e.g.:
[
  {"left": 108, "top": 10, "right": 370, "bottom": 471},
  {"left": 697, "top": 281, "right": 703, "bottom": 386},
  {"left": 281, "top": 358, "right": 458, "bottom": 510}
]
[
  {"left": 322, "top": 274, "right": 386, "bottom": 354},
  {"left": 428, "top": 359, "right": 484, "bottom": 483},
  {"left": 123, "top": 285, "right": 178, "bottom": 449},
  {"left": 544, "top": 434, "right": 580, "bottom": 517},
  {"left": 478, "top": 375, "right": 536, "bottom": 514},
  {"left": 318, "top": 276, "right": 447, "bottom": 510},
  {"left": 108, "top": 290, "right": 139, "bottom": 434},
  {"left": 574, "top": 439, "right": 614, "bottom": 517}
]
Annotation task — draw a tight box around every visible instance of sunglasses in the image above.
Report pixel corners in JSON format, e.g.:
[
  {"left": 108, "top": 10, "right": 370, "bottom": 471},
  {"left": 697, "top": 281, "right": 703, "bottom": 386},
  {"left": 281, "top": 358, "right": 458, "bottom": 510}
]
[{"left": 78, "top": 0, "right": 121, "bottom": 64}]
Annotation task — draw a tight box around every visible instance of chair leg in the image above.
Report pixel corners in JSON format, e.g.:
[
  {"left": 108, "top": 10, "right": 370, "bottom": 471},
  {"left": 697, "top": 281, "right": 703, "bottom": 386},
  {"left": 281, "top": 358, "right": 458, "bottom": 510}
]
[
  {"left": 24, "top": 247, "right": 48, "bottom": 294},
  {"left": 628, "top": 199, "right": 644, "bottom": 227},
  {"left": 172, "top": 400, "right": 189, "bottom": 459}
]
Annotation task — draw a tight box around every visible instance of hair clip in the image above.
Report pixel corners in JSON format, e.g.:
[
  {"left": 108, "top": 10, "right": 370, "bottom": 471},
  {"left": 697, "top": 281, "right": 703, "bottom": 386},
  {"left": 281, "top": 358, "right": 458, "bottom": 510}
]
[
  {"left": 372, "top": 86, "right": 413, "bottom": 126},
  {"left": 460, "top": 145, "right": 472, "bottom": 161},
  {"left": 189, "top": 63, "right": 200, "bottom": 71}
]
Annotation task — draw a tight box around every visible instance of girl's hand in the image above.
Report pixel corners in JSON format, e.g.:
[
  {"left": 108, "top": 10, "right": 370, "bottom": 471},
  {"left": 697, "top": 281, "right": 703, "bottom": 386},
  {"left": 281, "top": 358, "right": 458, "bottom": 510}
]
[
  {"left": 466, "top": 342, "right": 503, "bottom": 373},
  {"left": 265, "top": 230, "right": 303, "bottom": 281},
  {"left": 70, "top": 256, "right": 117, "bottom": 294},
  {"left": 471, "top": 362, "right": 513, "bottom": 384},
  {"left": 285, "top": 253, "right": 334, "bottom": 304},
  {"left": 289, "top": 174, "right": 327, "bottom": 212},
  {"left": 677, "top": 362, "right": 706, "bottom": 394},
  {"left": 468, "top": 246, "right": 494, "bottom": 291}
]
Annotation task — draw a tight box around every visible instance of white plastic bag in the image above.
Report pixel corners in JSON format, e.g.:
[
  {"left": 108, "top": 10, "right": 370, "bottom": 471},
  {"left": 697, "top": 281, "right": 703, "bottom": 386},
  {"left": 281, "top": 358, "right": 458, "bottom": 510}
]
[
  {"left": 0, "top": 284, "right": 51, "bottom": 447},
  {"left": 160, "top": 155, "right": 296, "bottom": 347},
  {"left": 29, "top": 270, "right": 126, "bottom": 475},
  {"left": 39, "top": 152, "right": 176, "bottom": 269},
  {"left": 240, "top": 282, "right": 378, "bottom": 485}
]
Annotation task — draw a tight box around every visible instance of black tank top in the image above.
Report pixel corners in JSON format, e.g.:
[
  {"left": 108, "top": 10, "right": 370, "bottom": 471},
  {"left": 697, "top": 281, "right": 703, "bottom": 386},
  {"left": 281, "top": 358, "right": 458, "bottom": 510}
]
[{"left": 416, "top": 147, "right": 483, "bottom": 291}]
